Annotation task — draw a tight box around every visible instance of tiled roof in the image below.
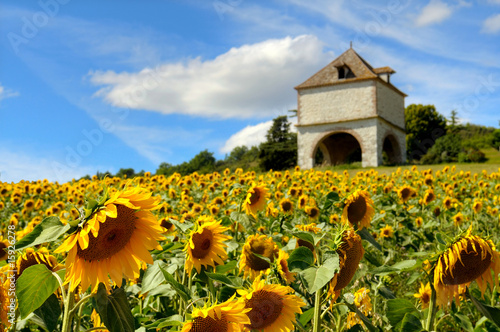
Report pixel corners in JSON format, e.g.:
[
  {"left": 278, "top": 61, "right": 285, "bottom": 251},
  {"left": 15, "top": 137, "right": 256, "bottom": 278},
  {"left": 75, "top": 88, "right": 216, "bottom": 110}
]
[{"left": 295, "top": 48, "right": 396, "bottom": 90}]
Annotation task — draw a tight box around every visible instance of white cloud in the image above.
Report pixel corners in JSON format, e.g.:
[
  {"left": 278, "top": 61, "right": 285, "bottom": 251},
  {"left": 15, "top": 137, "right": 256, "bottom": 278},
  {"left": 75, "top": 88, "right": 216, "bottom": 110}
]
[
  {"left": 0, "top": 148, "right": 100, "bottom": 183},
  {"left": 220, "top": 117, "right": 297, "bottom": 154},
  {"left": 90, "top": 35, "right": 331, "bottom": 119},
  {"left": 0, "top": 83, "right": 19, "bottom": 103},
  {"left": 482, "top": 13, "right": 500, "bottom": 34},
  {"left": 220, "top": 121, "right": 273, "bottom": 154},
  {"left": 415, "top": 1, "right": 452, "bottom": 27}
]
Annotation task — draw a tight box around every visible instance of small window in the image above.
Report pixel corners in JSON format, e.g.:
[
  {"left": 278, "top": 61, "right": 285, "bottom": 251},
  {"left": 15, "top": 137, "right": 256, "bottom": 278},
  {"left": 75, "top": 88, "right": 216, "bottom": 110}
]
[{"left": 337, "top": 65, "right": 355, "bottom": 79}]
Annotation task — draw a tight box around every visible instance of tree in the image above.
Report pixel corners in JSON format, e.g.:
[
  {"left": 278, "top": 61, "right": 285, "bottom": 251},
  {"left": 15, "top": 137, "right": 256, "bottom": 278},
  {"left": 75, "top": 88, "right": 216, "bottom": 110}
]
[
  {"left": 259, "top": 115, "right": 297, "bottom": 171},
  {"left": 115, "top": 168, "right": 136, "bottom": 178},
  {"left": 405, "top": 104, "right": 447, "bottom": 161}
]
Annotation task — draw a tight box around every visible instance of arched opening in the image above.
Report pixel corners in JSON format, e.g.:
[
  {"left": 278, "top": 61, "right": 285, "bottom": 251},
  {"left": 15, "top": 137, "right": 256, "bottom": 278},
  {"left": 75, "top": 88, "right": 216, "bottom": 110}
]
[
  {"left": 382, "top": 135, "right": 401, "bottom": 165},
  {"left": 313, "top": 132, "right": 362, "bottom": 167}
]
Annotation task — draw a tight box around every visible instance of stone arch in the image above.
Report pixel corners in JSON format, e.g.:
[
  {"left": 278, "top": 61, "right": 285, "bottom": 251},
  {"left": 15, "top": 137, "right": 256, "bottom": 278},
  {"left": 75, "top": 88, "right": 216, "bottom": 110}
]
[
  {"left": 312, "top": 131, "right": 364, "bottom": 167},
  {"left": 382, "top": 134, "right": 402, "bottom": 165}
]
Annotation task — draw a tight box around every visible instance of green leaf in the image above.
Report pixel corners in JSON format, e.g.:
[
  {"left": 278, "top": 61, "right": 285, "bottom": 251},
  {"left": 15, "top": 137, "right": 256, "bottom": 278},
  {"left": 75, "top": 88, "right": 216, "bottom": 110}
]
[
  {"left": 288, "top": 246, "right": 315, "bottom": 272},
  {"left": 94, "top": 284, "right": 135, "bottom": 332},
  {"left": 358, "top": 228, "right": 382, "bottom": 251},
  {"left": 15, "top": 216, "right": 70, "bottom": 250},
  {"left": 159, "top": 266, "right": 190, "bottom": 302},
  {"left": 323, "top": 191, "right": 340, "bottom": 210},
  {"left": 293, "top": 231, "right": 316, "bottom": 245},
  {"left": 468, "top": 290, "right": 500, "bottom": 328},
  {"left": 141, "top": 261, "right": 169, "bottom": 295},
  {"left": 155, "top": 315, "right": 184, "bottom": 328},
  {"left": 206, "top": 272, "right": 236, "bottom": 288},
  {"left": 301, "top": 256, "right": 339, "bottom": 294},
  {"left": 216, "top": 260, "right": 238, "bottom": 274},
  {"left": 435, "top": 233, "right": 446, "bottom": 245},
  {"left": 372, "top": 260, "right": 417, "bottom": 275},
  {"left": 17, "top": 264, "right": 60, "bottom": 319},
  {"left": 153, "top": 242, "right": 184, "bottom": 254},
  {"left": 168, "top": 218, "right": 194, "bottom": 233},
  {"left": 34, "top": 294, "right": 61, "bottom": 332},
  {"left": 386, "top": 299, "right": 418, "bottom": 327},
  {"left": 453, "top": 313, "right": 473, "bottom": 331},
  {"left": 299, "top": 307, "right": 315, "bottom": 326},
  {"left": 400, "top": 312, "right": 423, "bottom": 332}
]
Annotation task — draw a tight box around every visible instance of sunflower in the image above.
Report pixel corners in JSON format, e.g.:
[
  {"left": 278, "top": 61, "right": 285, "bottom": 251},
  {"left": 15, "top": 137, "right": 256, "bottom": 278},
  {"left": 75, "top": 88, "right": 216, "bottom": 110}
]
[
  {"left": 55, "top": 186, "right": 165, "bottom": 293},
  {"left": 0, "top": 238, "right": 9, "bottom": 261},
  {"left": 185, "top": 219, "right": 231, "bottom": 275},
  {"left": 472, "top": 200, "right": 483, "bottom": 213},
  {"left": 238, "top": 278, "right": 305, "bottom": 332},
  {"left": 423, "top": 189, "right": 436, "bottom": 205},
  {"left": 305, "top": 205, "right": 320, "bottom": 220},
  {"left": 379, "top": 225, "right": 394, "bottom": 238},
  {"left": 181, "top": 296, "right": 250, "bottom": 332},
  {"left": 346, "top": 288, "right": 372, "bottom": 329},
  {"left": 328, "top": 228, "right": 364, "bottom": 302},
  {"left": 276, "top": 250, "right": 296, "bottom": 285},
  {"left": 453, "top": 212, "right": 464, "bottom": 226},
  {"left": 1, "top": 276, "right": 10, "bottom": 331},
  {"left": 279, "top": 198, "right": 293, "bottom": 214},
  {"left": 341, "top": 190, "right": 375, "bottom": 230},
  {"left": 90, "top": 309, "right": 109, "bottom": 332},
  {"left": 397, "top": 186, "right": 416, "bottom": 203},
  {"left": 243, "top": 183, "right": 268, "bottom": 217},
  {"left": 17, "top": 247, "right": 62, "bottom": 278},
  {"left": 433, "top": 227, "right": 500, "bottom": 307},
  {"left": 240, "top": 235, "right": 279, "bottom": 280},
  {"left": 414, "top": 282, "right": 431, "bottom": 309}
]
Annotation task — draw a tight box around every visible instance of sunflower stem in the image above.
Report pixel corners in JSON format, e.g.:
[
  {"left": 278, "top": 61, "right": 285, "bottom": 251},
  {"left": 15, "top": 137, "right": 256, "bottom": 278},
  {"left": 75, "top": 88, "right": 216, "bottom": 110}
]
[
  {"left": 61, "top": 288, "right": 75, "bottom": 332},
  {"left": 312, "top": 287, "right": 323, "bottom": 332},
  {"left": 425, "top": 282, "right": 437, "bottom": 331}
]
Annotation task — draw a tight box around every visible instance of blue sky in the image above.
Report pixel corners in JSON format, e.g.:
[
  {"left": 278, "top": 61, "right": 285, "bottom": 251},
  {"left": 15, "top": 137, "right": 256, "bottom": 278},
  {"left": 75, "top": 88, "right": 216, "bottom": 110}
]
[{"left": 1, "top": 0, "right": 500, "bottom": 183}]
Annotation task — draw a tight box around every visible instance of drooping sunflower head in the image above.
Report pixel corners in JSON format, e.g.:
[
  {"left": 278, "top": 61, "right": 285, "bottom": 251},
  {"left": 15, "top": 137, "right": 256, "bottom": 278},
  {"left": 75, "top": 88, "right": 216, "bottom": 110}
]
[
  {"left": 341, "top": 190, "right": 375, "bottom": 230},
  {"left": 433, "top": 227, "right": 500, "bottom": 307},
  {"left": 240, "top": 234, "right": 279, "bottom": 280},
  {"left": 185, "top": 219, "right": 231, "bottom": 275},
  {"left": 243, "top": 183, "right": 268, "bottom": 217},
  {"left": 238, "top": 278, "right": 305, "bottom": 332},
  {"left": 397, "top": 186, "right": 416, "bottom": 203},
  {"left": 423, "top": 189, "right": 436, "bottom": 205},
  {"left": 55, "top": 186, "right": 165, "bottom": 293},
  {"left": 181, "top": 296, "right": 250, "bottom": 332},
  {"left": 276, "top": 249, "right": 296, "bottom": 285},
  {"left": 17, "top": 247, "right": 62, "bottom": 279},
  {"left": 328, "top": 228, "right": 365, "bottom": 302}
]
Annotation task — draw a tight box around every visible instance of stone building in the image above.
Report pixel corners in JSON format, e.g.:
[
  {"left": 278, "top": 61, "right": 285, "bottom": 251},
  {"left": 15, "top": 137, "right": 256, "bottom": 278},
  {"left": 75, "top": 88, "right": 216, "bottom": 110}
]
[{"left": 294, "top": 47, "right": 406, "bottom": 169}]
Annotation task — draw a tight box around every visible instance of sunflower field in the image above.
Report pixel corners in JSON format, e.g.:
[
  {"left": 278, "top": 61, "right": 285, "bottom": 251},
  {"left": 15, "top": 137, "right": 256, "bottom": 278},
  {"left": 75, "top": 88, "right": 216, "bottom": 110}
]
[{"left": 1, "top": 165, "right": 500, "bottom": 332}]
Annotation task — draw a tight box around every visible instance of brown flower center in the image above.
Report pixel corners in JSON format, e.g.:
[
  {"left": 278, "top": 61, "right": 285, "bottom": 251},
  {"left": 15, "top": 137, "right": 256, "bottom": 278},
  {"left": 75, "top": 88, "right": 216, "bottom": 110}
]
[
  {"left": 281, "top": 201, "right": 292, "bottom": 212},
  {"left": 0, "top": 242, "right": 7, "bottom": 261},
  {"left": 190, "top": 314, "right": 228, "bottom": 332},
  {"left": 400, "top": 188, "right": 412, "bottom": 201},
  {"left": 77, "top": 205, "right": 136, "bottom": 262},
  {"left": 442, "top": 240, "right": 492, "bottom": 285},
  {"left": 335, "top": 232, "right": 364, "bottom": 291},
  {"left": 245, "top": 290, "right": 284, "bottom": 330},
  {"left": 249, "top": 189, "right": 261, "bottom": 205},
  {"left": 347, "top": 196, "right": 367, "bottom": 225},
  {"left": 191, "top": 228, "right": 213, "bottom": 259},
  {"left": 245, "top": 240, "right": 275, "bottom": 271}
]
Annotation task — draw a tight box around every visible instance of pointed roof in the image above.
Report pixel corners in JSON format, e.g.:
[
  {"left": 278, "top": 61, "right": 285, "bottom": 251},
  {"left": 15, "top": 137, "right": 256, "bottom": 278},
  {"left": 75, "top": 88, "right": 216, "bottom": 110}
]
[{"left": 294, "top": 48, "right": 403, "bottom": 95}]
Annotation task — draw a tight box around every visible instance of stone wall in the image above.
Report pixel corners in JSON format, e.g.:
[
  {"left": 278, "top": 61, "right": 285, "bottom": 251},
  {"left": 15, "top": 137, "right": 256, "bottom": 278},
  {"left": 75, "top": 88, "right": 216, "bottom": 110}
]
[
  {"left": 375, "top": 81, "right": 405, "bottom": 129},
  {"left": 297, "top": 80, "right": 376, "bottom": 125},
  {"left": 297, "top": 118, "right": 379, "bottom": 169}
]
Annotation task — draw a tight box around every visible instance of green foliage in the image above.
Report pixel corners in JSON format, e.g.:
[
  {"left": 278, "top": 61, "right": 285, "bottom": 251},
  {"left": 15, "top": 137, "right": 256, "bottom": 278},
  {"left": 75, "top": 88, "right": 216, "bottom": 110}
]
[
  {"left": 405, "top": 104, "right": 447, "bottom": 161},
  {"left": 421, "top": 133, "right": 486, "bottom": 164},
  {"left": 17, "top": 265, "right": 61, "bottom": 319},
  {"left": 259, "top": 115, "right": 297, "bottom": 170},
  {"left": 156, "top": 149, "right": 216, "bottom": 176},
  {"left": 94, "top": 284, "right": 135, "bottom": 332}
]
